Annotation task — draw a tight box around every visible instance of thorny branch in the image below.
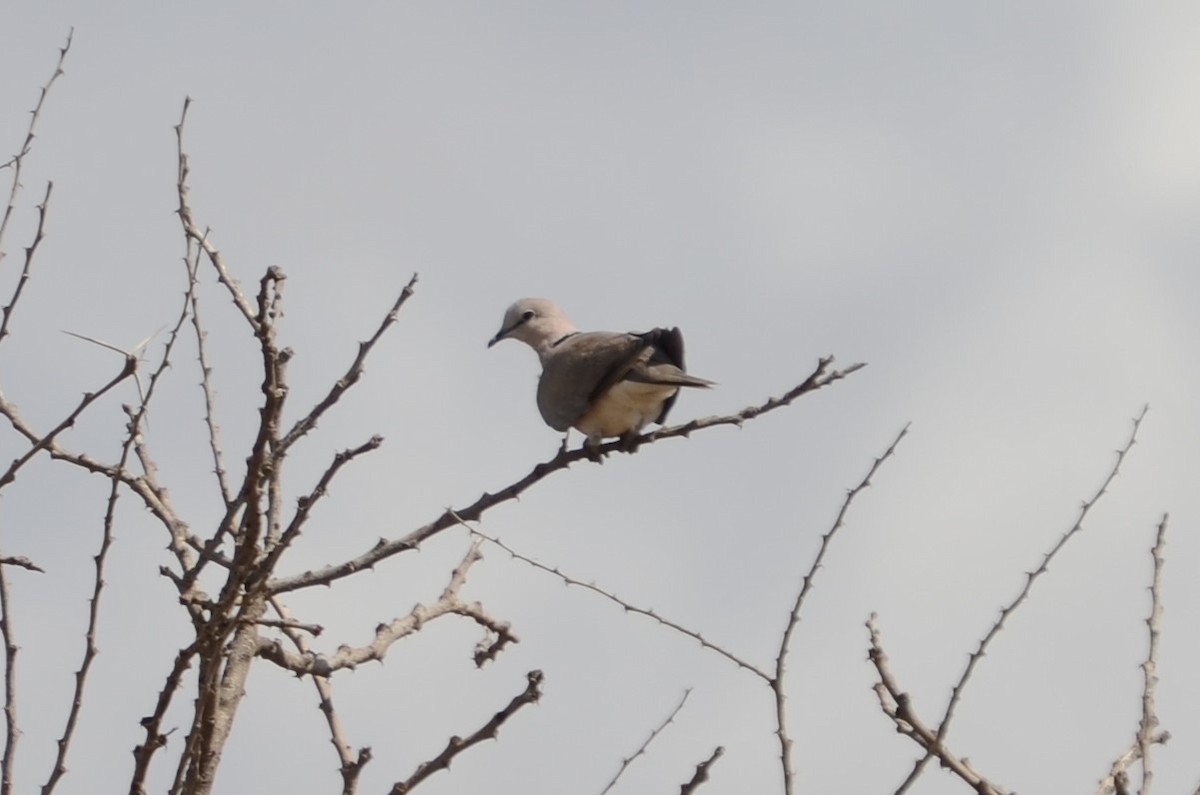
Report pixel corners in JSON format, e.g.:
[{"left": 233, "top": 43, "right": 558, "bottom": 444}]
[
  {"left": 679, "top": 746, "right": 724, "bottom": 794},
  {"left": 1136, "top": 515, "right": 1168, "bottom": 795},
  {"left": 256, "top": 538, "right": 514, "bottom": 676},
  {"left": 0, "top": 564, "right": 21, "bottom": 795},
  {"left": 0, "top": 559, "right": 41, "bottom": 574},
  {"left": 467, "top": 524, "right": 770, "bottom": 680},
  {"left": 0, "top": 182, "right": 51, "bottom": 345},
  {"left": 269, "top": 356, "right": 865, "bottom": 595},
  {"left": 599, "top": 689, "right": 692, "bottom": 795},
  {"left": 174, "top": 98, "right": 258, "bottom": 328},
  {"left": 0, "top": 28, "right": 71, "bottom": 274},
  {"left": 0, "top": 359, "right": 136, "bottom": 490},
  {"left": 866, "top": 614, "right": 1009, "bottom": 795},
  {"left": 893, "top": 406, "right": 1148, "bottom": 794},
  {"left": 1098, "top": 734, "right": 1171, "bottom": 795},
  {"left": 269, "top": 597, "right": 369, "bottom": 795},
  {"left": 187, "top": 240, "right": 235, "bottom": 507},
  {"left": 773, "top": 424, "right": 907, "bottom": 795},
  {"left": 389, "top": 670, "right": 544, "bottom": 795},
  {"left": 278, "top": 273, "right": 419, "bottom": 453},
  {"left": 46, "top": 186, "right": 204, "bottom": 794}
]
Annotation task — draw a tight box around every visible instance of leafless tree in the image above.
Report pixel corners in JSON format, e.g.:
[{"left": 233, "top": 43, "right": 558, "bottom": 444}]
[{"left": 0, "top": 33, "right": 1179, "bottom": 795}]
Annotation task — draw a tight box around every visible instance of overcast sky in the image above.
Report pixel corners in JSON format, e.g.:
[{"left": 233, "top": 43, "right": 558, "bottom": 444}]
[{"left": 2, "top": 4, "right": 1199, "bottom": 794}]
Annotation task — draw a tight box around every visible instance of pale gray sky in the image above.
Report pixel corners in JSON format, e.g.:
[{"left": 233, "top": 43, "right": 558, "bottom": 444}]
[{"left": 2, "top": 4, "right": 1198, "bottom": 794}]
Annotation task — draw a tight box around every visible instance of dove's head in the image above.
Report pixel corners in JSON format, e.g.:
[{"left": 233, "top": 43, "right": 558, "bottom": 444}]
[{"left": 488, "top": 298, "right": 578, "bottom": 354}]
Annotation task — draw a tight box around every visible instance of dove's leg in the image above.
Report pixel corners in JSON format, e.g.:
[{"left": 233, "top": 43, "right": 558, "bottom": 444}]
[
  {"left": 582, "top": 435, "right": 607, "bottom": 463},
  {"left": 618, "top": 432, "right": 643, "bottom": 453}
]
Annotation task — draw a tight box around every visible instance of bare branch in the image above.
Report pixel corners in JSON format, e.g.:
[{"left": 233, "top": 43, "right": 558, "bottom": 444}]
[
  {"left": 468, "top": 524, "right": 770, "bottom": 681},
  {"left": 250, "top": 616, "right": 323, "bottom": 636},
  {"left": 679, "top": 746, "right": 724, "bottom": 794},
  {"left": 389, "top": 670, "right": 543, "bottom": 795},
  {"left": 0, "top": 182, "right": 52, "bottom": 345},
  {"left": 257, "top": 435, "right": 384, "bottom": 571},
  {"left": 45, "top": 254, "right": 202, "bottom": 793},
  {"left": 866, "top": 614, "right": 1009, "bottom": 795},
  {"left": 1137, "top": 514, "right": 1168, "bottom": 795},
  {"left": 42, "top": 441, "right": 122, "bottom": 795},
  {"left": 773, "top": 424, "right": 907, "bottom": 795},
  {"left": 1097, "top": 733, "right": 1170, "bottom": 795},
  {"left": 896, "top": 406, "right": 1148, "bottom": 793},
  {"left": 185, "top": 242, "right": 235, "bottom": 506},
  {"left": 130, "top": 647, "right": 197, "bottom": 795},
  {"left": 0, "top": 558, "right": 41, "bottom": 574},
  {"left": 174, "top": 98, "right": 258, "bottom": 329},
  {"left": 257, "top": 538, "right": 508, "bottom": 675},
  {"left": 0, "top": 358, "right": 136, "bottom": 490},
  {"left": 278, "top": 274, "right": 419, "bottom": 452},
  {"left": 0, "top": 29, "right": 71, "bottom": 266},
  {"left": 0, "top": 561, "right": 18, "bottom": 795},
  {"left": 599, "top": 689, "right": 691, "bottom": 795},
  {"left": 268, "top": 598, "right": 367, "bottom": 795},
  {"left": 269, "top": 357, "right": 864, "bottom": 594}
]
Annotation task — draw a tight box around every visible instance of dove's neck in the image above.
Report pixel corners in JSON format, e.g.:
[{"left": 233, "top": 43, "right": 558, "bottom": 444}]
[{"left": 531, "top": 317, "right": 579, "bottom": 360}]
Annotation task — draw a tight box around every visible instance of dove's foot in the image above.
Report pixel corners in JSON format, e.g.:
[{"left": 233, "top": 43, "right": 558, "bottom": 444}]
[
  {"left": 618, "top": 432, "right": 643, "bottom": 453},
  {"left": 583, "top": 438, "right": 606, "bottom": 463}
]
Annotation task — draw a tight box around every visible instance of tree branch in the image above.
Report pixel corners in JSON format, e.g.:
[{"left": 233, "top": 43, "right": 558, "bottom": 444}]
[
  {"left": 773, "top": 424, "right": 907, "bottom": 795},
  {"left": 895, "top": 406, "right": 1148, "bottom": 793},
  {"left": 389, "top": 670, "right": 543, "bottom": 794},
  {"left": 1136, "top": 514, "right": 1168, "bottom": 795},
  {"left": 256, "top": 538, "right": 508, "bottom": 675},
  {"left": 0, "top": 28, "right": 71, "bottom": 275},
  {"left": 278, "top": 273, "right": 419, "bottom": 453},
  {"left": 599, "top": 689, "right": 691, "bottom": 795},
  {"left": 269, "top": 356, "right": 864, "bottom": 594},
  {"left": 679, "top": 746, "right": 724, "bottom": 794},
  {"left": 0, "top": 181, "right": 52, "bottom": 345},
  {"left": 866, "top": 614, "right": 1009, "bottom": 795},
  {"left": 468, "top": 524, "right": 770, "bottom": 681}
]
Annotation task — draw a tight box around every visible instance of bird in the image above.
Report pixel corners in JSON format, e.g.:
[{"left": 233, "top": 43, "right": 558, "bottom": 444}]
[{"left": 488, "top": 298, "right": 713, "bottom": 453}]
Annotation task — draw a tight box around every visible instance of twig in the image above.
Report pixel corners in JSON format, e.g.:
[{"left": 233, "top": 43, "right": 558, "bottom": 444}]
[
  {"left": 1097, "top": 733, "right": 1170, "bottom": 795},
  {"left": 0, "top": 182, "right": 52, "bottom": 345},
  {"left": 174, "top": 98, "right": 258, "bottom": 328},
  {"left": 278, "top": 274, "right": 419, "bottom": 453},
  {"left": 250, "top": 617, "right": 324, "bottom": 637},
  {"left": 1137, "top": 514, "right": 1168, "bottom": 795},
  {"left": 0, "top": 558, "right": 42, "bottom": 574},
  {"left": 46, "top": 246, "right": 201, "bottom": 794},
  {"left": 866, "top": 614, "right": 1008, "bottom": 795},
  {"left": 257, "top": 436, "right": 384, "bottom": 569},
  {"left": 773, "top": 424, "right": 907, "bottom": 795},
  {"left": 0, "top": 358, "right": 136, "bottom": 490},
  {"left": 41, "top": 433, "right": 123, "bottom": 795},
  {"left": 599, "top": 689, "right": 692, "bottom": 795},
  {"left": 128, "top": 646, "right": 198, "bottom": 795},
  {"left": 256, "top": 538, "right": 509, "bottom": 675},
  {"left": 268, "top": 356, "right": 864, "bottom": 594},
  {"left": 268, "top": 597, "right": 368, "bottom": 795},
  {"left": 895, "top": 406, "right": 1148, "bottom": 793},
  {"left": 186, "top": 239, "right": 234, "bottom": 506},
  {"left": 679, "top": 746, "right": 724, "bottom": 794},
  {"left": 0, "top": 29, "right": 71, "bottom": 267},
  {"left": 467, "top": 523, "right": 770, "bottom": 681},
  {"left": 389, "top": 670, "right": 543, "bottom": 794},
  {"left": 0, "top": 560, "right": 18, "bottom": 795}
]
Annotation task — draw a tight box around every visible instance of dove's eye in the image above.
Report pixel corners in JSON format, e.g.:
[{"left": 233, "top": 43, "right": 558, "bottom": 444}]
[{"left": 522, "top": 310, "right": 535, "bottom": 321}]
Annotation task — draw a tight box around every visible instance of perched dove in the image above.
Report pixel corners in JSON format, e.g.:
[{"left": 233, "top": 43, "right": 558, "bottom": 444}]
[{"left": 488, "top": 298, "right": 713, "bottom": 450}]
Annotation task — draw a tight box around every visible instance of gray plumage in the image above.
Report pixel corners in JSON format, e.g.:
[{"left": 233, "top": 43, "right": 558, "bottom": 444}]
[{"left": 488, "top": 298, "right": 713, "bottom": 443}]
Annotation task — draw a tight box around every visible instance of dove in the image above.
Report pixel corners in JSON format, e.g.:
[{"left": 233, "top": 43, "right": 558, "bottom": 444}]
[{"left": 488, "top": 298, "right": 713, "bottom": 451}]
